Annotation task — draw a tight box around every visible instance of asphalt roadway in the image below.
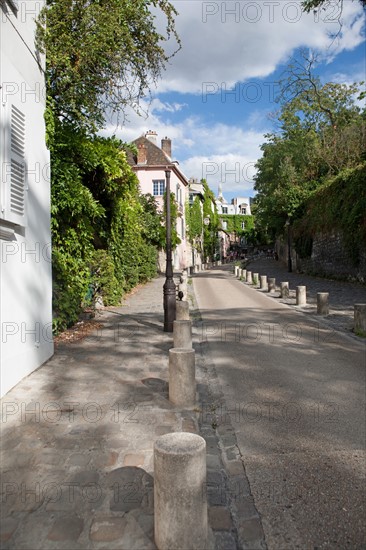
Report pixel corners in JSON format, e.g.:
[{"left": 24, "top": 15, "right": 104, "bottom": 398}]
[{"left": 193, "top": 265, "right": 366, "bottom": 549}]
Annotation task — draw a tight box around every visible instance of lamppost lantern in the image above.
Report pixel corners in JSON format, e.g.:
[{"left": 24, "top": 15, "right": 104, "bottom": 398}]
[{"left": 163, "top": 167, "right": 176, "bottom": 332}]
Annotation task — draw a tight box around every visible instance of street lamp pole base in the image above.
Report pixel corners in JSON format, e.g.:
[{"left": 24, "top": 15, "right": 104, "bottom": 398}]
[{"left": 163, "top": 278, "right": 176, "bottom": 332}]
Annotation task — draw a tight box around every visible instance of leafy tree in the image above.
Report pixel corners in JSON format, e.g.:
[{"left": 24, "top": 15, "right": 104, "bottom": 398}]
[
  {"left": 36, "top": 0, "right": 180, "bottom": 132},
  {"left": 186, "top": 196, "right": 203, "bottom": 250},
  {"left": 37, "top": 1, "right": 180, "bottom": 332},
  {"left": 49, "top": 120, "right": 159, "bottom": 332},
  {"left": 302, "top": 0, "right": 366, "bottom": 16},
  {"left": 254, "top": 55, "right": 365, "bottom": 241}
]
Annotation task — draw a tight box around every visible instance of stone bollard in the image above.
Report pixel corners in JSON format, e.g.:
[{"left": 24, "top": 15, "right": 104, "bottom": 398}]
[
  {"left": 317, "top": 293, "right": 329, "bottom": 315},
  {"left": 253, "top": 273, "right": 259, "bottom": 286},
  {"left": 176, "top": 300, "right": 189, "bottom": 321},
  {"left": 242, "top": 269, "right": 247, "bottom": 281},
  {"left": 173, "top": 320, "right": 192, "bottom": 349},
  {"left": 260, "top": 275, "right": 268, "bottom": 291},
  {"left": 268, "top": 278, "right": 276, "bottom": 293},
  {"left": 281, "top": 282, "right": 289, "bottom": 298},
  {"left": 169, "top": 348, "right": 196, "bottom": 407},
  {"left": 154, "top": 432, "right": 207, "bottom": 550},
  {"left": 296, "top": 286, "right": 307, "bottom": 306},
  {"left": 354, "top": 304, "right": 366, "bottom": 334},
  {"left": 234, "top": 265, "right": 238, "bottom": 275},
  {"left": 246, "top": 271, "right": 252, "bottom": 284},
  {"left": 238, "top": 268, "right": 243, "bottom": 279}
]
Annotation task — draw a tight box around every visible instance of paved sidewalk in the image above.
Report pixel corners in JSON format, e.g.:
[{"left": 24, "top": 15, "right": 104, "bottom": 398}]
[
  {"left": 0, "top": 274, "right": 244, "bottom": 550},
  {"left": 243, "top": 257, "right": 366, "bottom": 340}
]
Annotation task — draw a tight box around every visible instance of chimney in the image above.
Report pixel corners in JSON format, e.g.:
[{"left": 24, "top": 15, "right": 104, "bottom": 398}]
[
  {"left": 137, "top": 143, "right": 147, "bottom": 164},
  {"left": 145, "top": 130, "right": 158, "bottom": 144},
  {"left": 161, "top": 136, "right": 172, "bottom": 158}
]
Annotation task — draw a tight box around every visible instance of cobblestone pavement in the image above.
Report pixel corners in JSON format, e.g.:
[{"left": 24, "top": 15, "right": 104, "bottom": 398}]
[
  {"left": 244, "top": 257, "right": 366, "bottom": 341},
  {"left": 0, "top": 273, "right": 248, "bottom": 550}
]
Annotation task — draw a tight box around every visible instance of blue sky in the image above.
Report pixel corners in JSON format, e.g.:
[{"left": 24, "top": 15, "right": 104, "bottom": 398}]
[{"left": 106, "top": 0, "right": 366, "bottom": 203}]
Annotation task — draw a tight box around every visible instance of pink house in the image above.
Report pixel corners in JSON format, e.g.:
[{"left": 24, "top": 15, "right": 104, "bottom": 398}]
[{"left": 128, "top": 131, "right": 191, "bottom": 271}]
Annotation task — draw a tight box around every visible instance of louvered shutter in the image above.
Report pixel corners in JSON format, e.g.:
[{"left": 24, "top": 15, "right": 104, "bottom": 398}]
[
  {"left": 7, "top": 0, "right": 19, "bottom": 13},
  {"left": 3, "top": 103, "right": 27, "bottom": 226}
]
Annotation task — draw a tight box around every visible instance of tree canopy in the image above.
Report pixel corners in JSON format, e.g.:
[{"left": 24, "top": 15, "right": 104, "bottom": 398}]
[
  {"left": 36, "top": 0, "right": 180, "bottom": 133},
  {"left": 254, "top": 54, "right": 365, "bottom": 239},
  {"left": 302, "top": 0, "right": 366, "bottom": 14}
]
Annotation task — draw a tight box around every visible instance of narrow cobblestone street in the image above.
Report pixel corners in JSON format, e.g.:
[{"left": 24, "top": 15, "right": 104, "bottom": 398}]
[{"left": 1, "top": 264, "right": 365, "bottom": 549}]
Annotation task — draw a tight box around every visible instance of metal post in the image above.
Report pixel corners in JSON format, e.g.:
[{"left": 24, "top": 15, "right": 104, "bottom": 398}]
[
  {"left": 286, "top": 218, "right": 292, "bottom": 273},
  {"left": 163, "top": 168, "right": 176, "bottom": 332}
]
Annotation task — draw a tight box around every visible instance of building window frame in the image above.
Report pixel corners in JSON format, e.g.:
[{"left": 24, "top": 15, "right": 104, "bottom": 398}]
[{"left": 153, "top": 179, "right": 165, "bottom": 196}]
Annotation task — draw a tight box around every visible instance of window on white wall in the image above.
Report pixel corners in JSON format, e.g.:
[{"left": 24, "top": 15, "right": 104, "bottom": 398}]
[
  {"left": 153, "top": 180, "right": 165, "bottom": 196},
  {"left": 1, "top": 103, "right": 27, "bottom": 227}
]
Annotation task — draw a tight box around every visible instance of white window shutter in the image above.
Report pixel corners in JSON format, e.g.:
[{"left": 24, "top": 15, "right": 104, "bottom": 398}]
[
  {"left": 2, "top": 103, "right": 27, "bottom": 226},
  {"left": 7, "top": 0, "right": 19, "bottom": 13}
]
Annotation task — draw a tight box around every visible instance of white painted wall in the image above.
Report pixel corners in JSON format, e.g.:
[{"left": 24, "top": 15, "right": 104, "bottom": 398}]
[{"left": 0, "top": 0, "right": 53, "bottom": 397}]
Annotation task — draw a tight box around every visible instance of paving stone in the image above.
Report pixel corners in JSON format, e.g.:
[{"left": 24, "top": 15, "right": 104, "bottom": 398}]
[
  {"left": 214, "top": 530, "right": 238, "bottom": 550},
  {"left": 209, "top": 506, "right": 234, "bottom": 531},
  {"left": 123, "top": 453, "right": 145, "bottom": 467},
  {"left": 225, "top": 447, "right": 240, "bottom": 461},
  {"left": 0, "top": 517, "right": 19, "bottom": 542},
  {"left": 67, "top": 453, "right": 91, "bottom": 467},
  {"left": 221, "top": 434, "right": 238, "bottom": 447},
  {"left": 92, "top": 451, "right": 118, "bottom": 468},
  {"left": 47, "top": 516, "right": 84, "bottom": 541},
  {"left": 70, "top": 470, "right": 100, "bottom": 485},
  {"left": 89, "top": 516, "right": 127, "bottom": 542},
  {"left": 237, "top": 518, "right": 266, "bottom": 545},
  {"left": 207, "top": 453, "right": 222, "bottom": 470},
  {"left": 182, "top": 419, "right": 198, "bottom": 433},
  {"left": 233, "top": 496, "right": 259, "bottom": 520},
  {"left": 224, "top": 460, "right": 244, "bottom": 477},
  {"left": 154, "top": 425, "right": 174, "bottom": 436}
]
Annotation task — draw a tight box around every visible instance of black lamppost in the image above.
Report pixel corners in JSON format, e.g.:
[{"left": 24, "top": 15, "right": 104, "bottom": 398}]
[
  {"left": 163, "top": 168, "right": 176, "bottom": 332},
  {"left": 285, "top": 218, "right": 292, "bottom": 273}
]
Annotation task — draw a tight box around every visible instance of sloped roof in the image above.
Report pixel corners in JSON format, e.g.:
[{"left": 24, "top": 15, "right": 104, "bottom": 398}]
[
  {"left": 127, "top": 136, "right": 171, "bottom": 166},
  {"left": 127, "top": 135, "right": 189, "bottom": 186}
]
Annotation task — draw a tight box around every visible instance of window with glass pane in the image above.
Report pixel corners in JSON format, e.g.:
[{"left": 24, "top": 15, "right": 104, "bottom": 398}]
[{"left": 153, "top": 180, "right": 165, "bottom": 196}]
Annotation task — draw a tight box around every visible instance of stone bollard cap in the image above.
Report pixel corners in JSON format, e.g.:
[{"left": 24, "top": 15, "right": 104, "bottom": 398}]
[{"left": 154, "top": 432, "right": 206, "bottom": 455}]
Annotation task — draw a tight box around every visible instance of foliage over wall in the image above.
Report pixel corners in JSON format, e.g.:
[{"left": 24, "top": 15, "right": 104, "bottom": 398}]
[
  {"left": 186, "top": 196, "right": 203, "bottom": 248},
  {"left": 219, "top": 214, "right": 256, "bottom": 243},
  {"left": 254, "top": 54, "right": 365, "bottom": 264},
  {"left": 36, "top": 1, "right": 180, "bottom": 333},
  {"left": 294, "top": 162, "right": 366, "bottom": 265},
  {"left": 49, "top": 118, "right": 160, "bottom": 333}
]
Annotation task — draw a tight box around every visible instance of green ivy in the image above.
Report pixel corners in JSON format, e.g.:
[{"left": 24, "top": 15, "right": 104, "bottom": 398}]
[
  {"left": 48, "top": 117, "right": 161, "bottom": 333},
  {"left": 294, "top": 162, "right": 366, "bottom": 266}
]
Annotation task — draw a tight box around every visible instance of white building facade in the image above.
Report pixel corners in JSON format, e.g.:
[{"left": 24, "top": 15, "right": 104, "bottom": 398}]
[{"left": 0, "top": 0, "right": 53, "bottom": 396}]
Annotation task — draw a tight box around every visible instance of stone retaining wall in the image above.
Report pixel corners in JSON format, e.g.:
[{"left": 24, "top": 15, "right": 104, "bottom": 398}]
[{"left": 276, "top": 232, "right": 366, "bottom": 283}]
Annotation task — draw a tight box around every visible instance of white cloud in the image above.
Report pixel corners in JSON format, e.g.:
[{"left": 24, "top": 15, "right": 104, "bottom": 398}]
[
  {"left": 150, "top": 98, "right": 188, "bottom": 113},
  {"left": 154, "top": 0, "right": 365, "bottom": 94},
  {"left": 100, "top": 0, "right": 365, "bottom": 201},
  {"left": 102, "top": 107, "right": 266, "bottom": 198}
]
